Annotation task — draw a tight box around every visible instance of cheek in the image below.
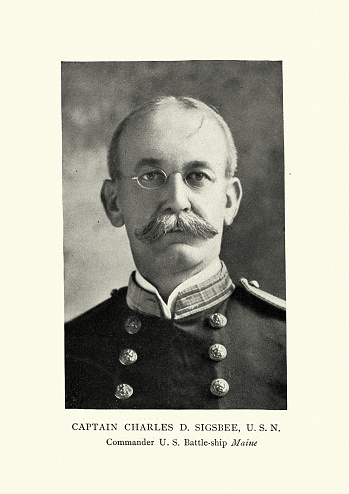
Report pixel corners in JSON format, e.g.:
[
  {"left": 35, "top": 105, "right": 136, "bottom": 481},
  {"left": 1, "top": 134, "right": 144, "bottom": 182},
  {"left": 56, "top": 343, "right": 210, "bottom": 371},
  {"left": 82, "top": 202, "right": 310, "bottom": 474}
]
[
  {"left": 194, "top": 191, "right": 227, "bottom": 221},
  {"left": 208, "top": 209, "right": 227, "bottom": 229},
  {"left": 120, "top": 191, "right": 156, "bottom": 227}
]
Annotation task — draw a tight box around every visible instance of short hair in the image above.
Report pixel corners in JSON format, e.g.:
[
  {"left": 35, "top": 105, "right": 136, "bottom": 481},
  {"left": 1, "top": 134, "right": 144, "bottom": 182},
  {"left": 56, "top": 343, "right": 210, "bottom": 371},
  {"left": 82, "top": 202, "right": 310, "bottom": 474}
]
[{"left": 107, "top": 96, "right": 237, "bottom": 180}]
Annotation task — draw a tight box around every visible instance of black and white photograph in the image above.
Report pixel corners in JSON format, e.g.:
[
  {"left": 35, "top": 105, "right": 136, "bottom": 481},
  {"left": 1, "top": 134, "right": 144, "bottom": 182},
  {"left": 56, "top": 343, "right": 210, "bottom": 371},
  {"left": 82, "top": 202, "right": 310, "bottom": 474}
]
[
  {"left": 3, "top": 2, "right": 348, "bottom": 492},
  {"left": 63, "top": 61, "right": 286, "bottom": 409}
]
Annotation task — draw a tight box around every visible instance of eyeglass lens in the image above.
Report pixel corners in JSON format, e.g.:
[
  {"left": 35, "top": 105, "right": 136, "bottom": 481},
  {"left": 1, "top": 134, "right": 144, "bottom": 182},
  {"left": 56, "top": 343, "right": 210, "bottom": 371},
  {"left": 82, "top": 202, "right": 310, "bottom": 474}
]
[{"left": 137, "top": 170, "right": 215, "bottom": 190}]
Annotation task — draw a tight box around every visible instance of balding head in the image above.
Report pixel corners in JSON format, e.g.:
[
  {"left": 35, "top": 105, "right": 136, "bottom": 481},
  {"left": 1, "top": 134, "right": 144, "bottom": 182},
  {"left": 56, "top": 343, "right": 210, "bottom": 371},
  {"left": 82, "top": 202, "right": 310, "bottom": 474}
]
[{"left": 107, "top": 96, "right": 238, "bottom": 181}]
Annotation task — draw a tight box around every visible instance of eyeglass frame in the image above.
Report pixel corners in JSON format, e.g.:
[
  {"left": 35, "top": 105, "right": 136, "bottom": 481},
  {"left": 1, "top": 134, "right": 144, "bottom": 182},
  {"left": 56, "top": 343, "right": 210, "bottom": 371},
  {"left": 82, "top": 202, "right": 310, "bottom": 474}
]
[{"left": 114, "top": 168, "right": 219, "bottom": 190}]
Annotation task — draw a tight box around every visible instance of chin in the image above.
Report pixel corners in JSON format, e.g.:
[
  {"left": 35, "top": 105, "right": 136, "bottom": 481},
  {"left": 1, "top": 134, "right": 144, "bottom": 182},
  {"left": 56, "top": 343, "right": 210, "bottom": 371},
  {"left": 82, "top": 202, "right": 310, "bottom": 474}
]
[
  {"left": 131, "top": 234, "right": 221, "bottom": 272},
  {"left": 155, "top": 242, "right": 216, "bottom": 271}
]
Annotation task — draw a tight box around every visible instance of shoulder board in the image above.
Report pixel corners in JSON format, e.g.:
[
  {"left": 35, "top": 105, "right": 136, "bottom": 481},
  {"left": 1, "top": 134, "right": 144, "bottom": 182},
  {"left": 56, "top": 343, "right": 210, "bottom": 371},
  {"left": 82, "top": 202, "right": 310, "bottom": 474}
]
[{"left": 240, "top": 278, "right": 286, "bottom": 311}]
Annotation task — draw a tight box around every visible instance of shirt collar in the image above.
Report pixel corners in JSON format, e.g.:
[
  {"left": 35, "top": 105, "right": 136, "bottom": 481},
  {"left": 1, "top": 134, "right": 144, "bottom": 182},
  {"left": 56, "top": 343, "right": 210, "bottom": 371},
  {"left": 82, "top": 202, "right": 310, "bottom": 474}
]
[
  {"left": 126, "top": 260, "right": 235, "bottom": 320},
  {"left": 135, "top": 259, "right": 221, "bottom": 318}
]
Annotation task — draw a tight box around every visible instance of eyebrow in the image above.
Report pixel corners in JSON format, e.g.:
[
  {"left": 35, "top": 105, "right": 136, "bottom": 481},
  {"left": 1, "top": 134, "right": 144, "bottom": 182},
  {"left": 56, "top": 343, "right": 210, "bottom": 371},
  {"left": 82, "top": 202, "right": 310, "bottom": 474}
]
[
  {"left": 184, "top": 161, "right": 212, "bottom": 170},
  {"left": 134, "top": 158, "right": 213, "bottom": 173},
  {"left": 134, "top": 158, "right": 163, "bottom": 173}
]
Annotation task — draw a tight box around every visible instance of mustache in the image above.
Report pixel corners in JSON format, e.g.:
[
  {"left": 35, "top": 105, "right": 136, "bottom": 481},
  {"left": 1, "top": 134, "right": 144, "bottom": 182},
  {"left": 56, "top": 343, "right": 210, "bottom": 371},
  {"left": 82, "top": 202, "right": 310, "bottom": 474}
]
[{"left": 134, "top": 211, "right": 219, "bottom": 244}]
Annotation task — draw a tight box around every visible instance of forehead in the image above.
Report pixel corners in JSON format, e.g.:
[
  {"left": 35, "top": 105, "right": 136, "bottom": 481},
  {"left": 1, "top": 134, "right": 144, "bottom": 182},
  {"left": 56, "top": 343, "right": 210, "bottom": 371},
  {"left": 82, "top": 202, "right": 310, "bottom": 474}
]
[{"left": 118, "top": 106, "right": 229, "bottom": 170}]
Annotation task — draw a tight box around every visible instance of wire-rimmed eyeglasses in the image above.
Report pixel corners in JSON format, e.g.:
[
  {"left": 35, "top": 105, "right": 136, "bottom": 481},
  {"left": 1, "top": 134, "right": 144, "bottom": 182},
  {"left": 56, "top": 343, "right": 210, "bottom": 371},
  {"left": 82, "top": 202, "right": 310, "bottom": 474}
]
[{"left": 116, "top": 169, "right": 217, "bottom": 190}]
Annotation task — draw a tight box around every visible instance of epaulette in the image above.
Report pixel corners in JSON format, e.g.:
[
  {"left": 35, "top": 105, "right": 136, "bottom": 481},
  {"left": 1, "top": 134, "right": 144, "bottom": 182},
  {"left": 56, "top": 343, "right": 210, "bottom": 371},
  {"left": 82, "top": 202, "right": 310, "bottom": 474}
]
[{"left": 240, "top": 278, "right": 286, "bottom": 311}]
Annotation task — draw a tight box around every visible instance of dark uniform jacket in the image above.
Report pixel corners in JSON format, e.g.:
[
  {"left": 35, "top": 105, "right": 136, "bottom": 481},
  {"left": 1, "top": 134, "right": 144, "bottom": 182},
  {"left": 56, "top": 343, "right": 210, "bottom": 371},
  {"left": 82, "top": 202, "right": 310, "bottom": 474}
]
[{"left": 65, "top": 264, "right": 286, "bottom": 409}]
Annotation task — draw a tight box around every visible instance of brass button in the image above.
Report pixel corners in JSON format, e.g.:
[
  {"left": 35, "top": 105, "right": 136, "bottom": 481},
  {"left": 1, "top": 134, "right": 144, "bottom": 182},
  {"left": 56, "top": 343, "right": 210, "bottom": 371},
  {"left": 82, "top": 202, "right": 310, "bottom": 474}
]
[
  {"left": 208, "top": 313, "right": 227, "bottom": 329},
  {"left": 119, "top": 349, "right": 138, "bottom": 365},
  {"left": 115, "top": 383, "right": 133, "bottom": 400},
  {"left": 208, "top": 344, "right": 227, "bottom": 361},
  {"left": 249, "top": 280, "right": 259, "bottom": 288},
  {"left": 210, "top": 378, "right": 229, "bottom": 397},
  {"left": 125, "top": 315, "right": 142, "bottom": 334}
]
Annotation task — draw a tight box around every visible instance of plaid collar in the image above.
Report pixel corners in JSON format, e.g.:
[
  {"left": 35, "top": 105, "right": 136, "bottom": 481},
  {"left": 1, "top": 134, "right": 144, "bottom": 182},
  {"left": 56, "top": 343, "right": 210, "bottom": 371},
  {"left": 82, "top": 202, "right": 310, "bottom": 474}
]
[{"left": 126, "top": 262, "right": 235, "bottom": 320}]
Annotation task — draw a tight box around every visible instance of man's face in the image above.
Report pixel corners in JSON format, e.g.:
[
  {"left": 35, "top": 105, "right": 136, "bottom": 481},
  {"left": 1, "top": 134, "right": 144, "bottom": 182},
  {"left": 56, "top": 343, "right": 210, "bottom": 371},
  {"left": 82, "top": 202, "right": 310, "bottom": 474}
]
[{"left": 108, "top": 105, "right": 241, "bottom": 277}]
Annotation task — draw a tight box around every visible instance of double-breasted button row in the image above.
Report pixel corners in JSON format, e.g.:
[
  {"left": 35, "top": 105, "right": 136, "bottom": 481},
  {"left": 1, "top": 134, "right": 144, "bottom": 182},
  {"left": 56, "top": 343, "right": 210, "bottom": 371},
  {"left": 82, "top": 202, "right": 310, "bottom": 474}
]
[
  {"left": 116, "top": 313, "right": 230, "bottom": 400},
  {"left": 116, "top": 315, "right": 142, "bottom": 400},
  {"left": 208, "top": 314, "right": 229, "bottom": 396}
]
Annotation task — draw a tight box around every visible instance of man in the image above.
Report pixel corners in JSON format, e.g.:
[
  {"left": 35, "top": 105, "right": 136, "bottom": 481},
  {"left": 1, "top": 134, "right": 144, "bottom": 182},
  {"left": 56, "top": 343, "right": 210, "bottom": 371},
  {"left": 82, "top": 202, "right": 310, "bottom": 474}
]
[{"left": 65, "top": 96, "right": 286, "bottom": 409}]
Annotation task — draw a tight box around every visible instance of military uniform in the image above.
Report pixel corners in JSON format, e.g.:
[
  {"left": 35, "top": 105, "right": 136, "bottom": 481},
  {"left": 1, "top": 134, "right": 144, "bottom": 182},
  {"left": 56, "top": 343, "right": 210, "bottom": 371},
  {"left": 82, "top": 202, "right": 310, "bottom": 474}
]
[{"left": 65, "top": 264, "right": 286, "bottom": 409}]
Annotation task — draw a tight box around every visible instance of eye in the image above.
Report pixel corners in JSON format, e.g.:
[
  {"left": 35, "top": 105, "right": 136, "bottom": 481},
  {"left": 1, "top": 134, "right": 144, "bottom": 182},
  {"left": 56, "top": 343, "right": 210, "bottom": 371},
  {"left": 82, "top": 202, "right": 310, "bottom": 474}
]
[
  {"left": 142, "top": 172, "right": 160, "bottom": 181},
  {"left": 138, "top": 170, "right": 166, "bottom": 189},
  {"left": 185, "top": 171, "right": 215, "bottom": 189}
]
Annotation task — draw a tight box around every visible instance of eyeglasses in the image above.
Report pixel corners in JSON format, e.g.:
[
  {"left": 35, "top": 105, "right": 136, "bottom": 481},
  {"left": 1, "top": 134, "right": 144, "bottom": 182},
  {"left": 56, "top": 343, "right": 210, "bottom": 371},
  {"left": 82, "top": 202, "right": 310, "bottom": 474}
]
[{"left": 117, "top": 169, "right": 217, "bottom": 190}]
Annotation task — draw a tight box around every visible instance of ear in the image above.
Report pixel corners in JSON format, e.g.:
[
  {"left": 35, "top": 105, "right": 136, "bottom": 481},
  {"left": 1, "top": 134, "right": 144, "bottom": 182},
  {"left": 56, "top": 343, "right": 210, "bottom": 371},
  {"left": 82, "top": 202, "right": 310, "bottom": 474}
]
[
  {"left": 224, "top": 177, "right": 242, "bottom": 226},
  {"left": 100, "top": 179, "right": 125, "bottom": 227}
]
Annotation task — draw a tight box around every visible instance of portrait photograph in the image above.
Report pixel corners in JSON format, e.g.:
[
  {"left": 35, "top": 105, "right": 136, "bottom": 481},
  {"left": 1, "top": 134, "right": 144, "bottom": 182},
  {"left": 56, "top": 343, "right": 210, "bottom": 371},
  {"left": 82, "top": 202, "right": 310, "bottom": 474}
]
[{"left": 63, "top": 60, "right": 286, "bottom": 410}]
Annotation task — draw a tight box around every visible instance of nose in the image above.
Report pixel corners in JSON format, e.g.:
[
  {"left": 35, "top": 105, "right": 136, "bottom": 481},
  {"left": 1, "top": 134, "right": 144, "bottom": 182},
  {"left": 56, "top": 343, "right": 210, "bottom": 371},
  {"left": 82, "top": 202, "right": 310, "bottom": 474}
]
[{"left": 160, "top": 172, "right": 191, "bottom": 214}]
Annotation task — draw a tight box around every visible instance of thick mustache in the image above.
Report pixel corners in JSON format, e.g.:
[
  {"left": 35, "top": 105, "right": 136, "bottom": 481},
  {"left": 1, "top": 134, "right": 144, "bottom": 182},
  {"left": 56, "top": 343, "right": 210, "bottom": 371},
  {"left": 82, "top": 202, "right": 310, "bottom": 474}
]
[{"left": 134, "top": 211, "right": 219, "bottom": 244}]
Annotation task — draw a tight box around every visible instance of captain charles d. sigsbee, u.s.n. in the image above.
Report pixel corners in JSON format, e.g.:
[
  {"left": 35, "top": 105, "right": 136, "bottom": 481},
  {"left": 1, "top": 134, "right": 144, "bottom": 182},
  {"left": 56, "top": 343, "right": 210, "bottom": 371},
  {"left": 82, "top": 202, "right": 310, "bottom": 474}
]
[{"left": 65, "top": 96, "right": 286, "bottom": 410}]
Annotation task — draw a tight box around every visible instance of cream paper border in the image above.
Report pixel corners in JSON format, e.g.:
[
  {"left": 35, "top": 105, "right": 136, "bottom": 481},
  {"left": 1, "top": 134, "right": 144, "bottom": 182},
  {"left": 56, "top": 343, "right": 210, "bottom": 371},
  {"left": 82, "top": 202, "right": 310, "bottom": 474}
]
[{"left": 2, "top": 2, "right": 348, "bottom": 493}]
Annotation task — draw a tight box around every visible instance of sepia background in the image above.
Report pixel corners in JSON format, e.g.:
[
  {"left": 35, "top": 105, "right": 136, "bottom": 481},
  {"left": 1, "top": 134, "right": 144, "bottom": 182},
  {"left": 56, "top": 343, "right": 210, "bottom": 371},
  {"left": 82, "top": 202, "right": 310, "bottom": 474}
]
[{"left": 62, "top": 61, "right": 285, "bottom": 321}]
